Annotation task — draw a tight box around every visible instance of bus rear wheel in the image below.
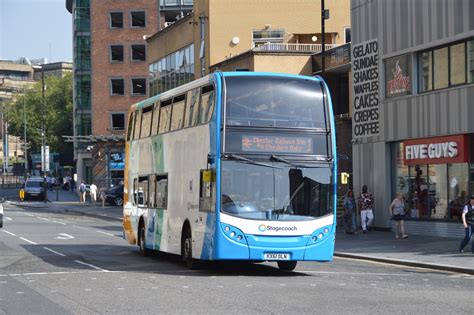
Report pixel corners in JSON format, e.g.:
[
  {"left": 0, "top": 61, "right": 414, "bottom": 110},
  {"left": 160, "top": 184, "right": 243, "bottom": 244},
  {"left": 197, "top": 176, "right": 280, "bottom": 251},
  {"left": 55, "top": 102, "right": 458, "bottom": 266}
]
[
  {"left": 139, "top": 224, "right": 149, "bottom": 256},
  {"left": 277, "top": 261, "right": 297, "bottom": 271},
  {"left": 182, "top": 228, "right": 198, "bottom": 269}
]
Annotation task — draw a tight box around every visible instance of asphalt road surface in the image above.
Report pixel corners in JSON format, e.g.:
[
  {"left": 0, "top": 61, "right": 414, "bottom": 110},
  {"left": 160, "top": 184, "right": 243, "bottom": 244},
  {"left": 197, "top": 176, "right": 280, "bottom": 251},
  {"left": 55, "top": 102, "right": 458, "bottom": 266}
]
[{"left": 0, "top": 203, "right": 472, "bottom": 314}]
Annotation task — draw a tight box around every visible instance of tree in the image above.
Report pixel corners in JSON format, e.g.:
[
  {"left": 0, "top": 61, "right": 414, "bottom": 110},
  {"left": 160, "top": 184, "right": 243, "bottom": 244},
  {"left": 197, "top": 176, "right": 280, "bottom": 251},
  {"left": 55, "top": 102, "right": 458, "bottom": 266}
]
[{"left": 6, "top": 72, "right": 73, "bottom": 164}]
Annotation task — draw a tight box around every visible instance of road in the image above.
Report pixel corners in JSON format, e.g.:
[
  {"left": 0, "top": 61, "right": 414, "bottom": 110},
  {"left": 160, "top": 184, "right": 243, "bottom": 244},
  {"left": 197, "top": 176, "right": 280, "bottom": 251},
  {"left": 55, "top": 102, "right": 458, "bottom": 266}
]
[{"left": 0, "top": 203, "right": 472, "bottom": 314}]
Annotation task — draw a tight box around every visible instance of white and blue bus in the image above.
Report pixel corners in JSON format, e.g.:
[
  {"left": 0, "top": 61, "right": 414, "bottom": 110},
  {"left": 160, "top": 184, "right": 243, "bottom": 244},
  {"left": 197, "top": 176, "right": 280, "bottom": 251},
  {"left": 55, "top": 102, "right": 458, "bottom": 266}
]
[{"left": 123, "top": 72, "right": 337, "bottom": 270}]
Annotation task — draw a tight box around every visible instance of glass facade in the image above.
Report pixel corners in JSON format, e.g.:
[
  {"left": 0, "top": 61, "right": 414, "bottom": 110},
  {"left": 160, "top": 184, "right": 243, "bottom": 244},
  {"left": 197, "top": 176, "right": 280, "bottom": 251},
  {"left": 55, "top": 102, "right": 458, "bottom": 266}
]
[
  {"left": 148, "top": 44, "right": 194, "bottom": 96},
  {"left": 418, "top": 38, "right": 474, "bottom": 92},
  {"left": 394, "top": 140, "right": 473, "bottom": 221}
]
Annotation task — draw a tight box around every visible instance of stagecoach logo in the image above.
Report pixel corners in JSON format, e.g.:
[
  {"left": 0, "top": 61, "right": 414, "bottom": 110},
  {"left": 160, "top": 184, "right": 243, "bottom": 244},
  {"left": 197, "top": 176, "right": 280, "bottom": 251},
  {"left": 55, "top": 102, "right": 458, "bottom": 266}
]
[{"left": 258, "top": 224, "right": 297, "bottom": 233}]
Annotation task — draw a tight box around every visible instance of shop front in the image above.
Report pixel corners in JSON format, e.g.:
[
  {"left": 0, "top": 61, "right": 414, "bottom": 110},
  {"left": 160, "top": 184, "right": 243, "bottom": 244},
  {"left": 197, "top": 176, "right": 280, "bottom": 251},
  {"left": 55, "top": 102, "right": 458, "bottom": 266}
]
[{"left": 394, "top": 134, "right": 474, "bottom": 223}]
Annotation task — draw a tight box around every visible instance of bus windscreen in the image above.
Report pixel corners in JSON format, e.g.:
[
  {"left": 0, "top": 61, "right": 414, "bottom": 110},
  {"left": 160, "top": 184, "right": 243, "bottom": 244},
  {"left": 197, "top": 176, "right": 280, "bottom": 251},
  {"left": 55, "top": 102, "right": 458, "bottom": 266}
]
[{"left": 225, "top": 76, "right": 326, "bottom": 129}]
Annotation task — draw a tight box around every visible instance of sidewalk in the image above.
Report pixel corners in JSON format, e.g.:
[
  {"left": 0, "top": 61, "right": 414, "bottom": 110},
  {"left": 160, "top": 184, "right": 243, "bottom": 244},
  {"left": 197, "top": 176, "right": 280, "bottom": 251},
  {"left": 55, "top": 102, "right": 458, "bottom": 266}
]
[
  {"left": 8, "top": 188, "right": 123, "bottom": 221},
  {"left": 335, "top": 229, "right": 474, "bottom": 275}
]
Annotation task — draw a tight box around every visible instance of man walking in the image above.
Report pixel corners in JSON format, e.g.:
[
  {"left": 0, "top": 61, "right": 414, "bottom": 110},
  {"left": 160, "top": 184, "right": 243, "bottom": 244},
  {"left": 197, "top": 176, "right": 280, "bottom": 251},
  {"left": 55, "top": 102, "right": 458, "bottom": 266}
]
[
  {"left": 459, "top": 195, "right": 474, "bottom": 253},
  {"left": 90, "top": 183, "right": 98, "bottom": 202},
  {"left": 358, "top": 185, "right": 374, "bottom": 234},
  {"left": 79, "top": 181, "right": 86, "bottom": 203}
]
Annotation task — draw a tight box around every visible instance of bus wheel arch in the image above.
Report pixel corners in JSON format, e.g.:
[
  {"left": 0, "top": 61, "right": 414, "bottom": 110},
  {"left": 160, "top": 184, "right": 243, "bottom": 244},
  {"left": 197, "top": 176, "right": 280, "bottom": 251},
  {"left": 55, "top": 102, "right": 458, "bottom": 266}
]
[{"left": 181, "top": 220, "right": 197, "bottom": 269}]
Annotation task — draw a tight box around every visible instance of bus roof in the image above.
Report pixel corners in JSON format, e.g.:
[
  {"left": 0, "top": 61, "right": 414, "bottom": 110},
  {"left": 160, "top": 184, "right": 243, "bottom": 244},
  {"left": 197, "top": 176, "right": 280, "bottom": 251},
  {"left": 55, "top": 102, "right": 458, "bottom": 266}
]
[{"left": 130, "top": 72, "right": 323, "bottom": 111}]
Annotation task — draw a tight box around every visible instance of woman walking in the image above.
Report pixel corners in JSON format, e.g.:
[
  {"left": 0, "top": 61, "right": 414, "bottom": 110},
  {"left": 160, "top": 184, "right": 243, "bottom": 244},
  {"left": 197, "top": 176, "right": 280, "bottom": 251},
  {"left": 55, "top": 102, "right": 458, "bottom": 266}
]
[
  {"left": 389, "top": 192, "right": 408, "bottom": 239},
  {"left": 343, "top": 190, "right": 357, "bottom": 234}
]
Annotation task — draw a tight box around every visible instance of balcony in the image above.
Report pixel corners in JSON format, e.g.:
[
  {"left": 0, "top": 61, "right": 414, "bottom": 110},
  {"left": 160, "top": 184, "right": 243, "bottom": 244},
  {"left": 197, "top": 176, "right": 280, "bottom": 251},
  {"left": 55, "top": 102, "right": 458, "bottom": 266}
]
[{"left": 253, "top": 43, "right": 339, "bottom": 54}]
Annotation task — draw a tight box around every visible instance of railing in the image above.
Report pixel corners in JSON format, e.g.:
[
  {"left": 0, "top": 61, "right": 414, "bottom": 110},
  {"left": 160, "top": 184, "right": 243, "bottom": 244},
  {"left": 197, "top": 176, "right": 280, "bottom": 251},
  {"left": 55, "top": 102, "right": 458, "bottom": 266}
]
[
  {"left": 253, "top": 43, "right": 339, "bottom": 53},
  {"left": 0, "top": 174, "right": 22, "bottom": 188}
]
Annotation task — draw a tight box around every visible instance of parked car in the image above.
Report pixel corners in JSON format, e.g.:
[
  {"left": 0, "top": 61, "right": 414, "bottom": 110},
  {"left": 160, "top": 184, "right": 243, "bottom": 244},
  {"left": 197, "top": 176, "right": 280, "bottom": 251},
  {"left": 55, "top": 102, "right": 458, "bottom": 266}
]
[
  {"left": 105, "top": 185, "right": 124, "bottom": 206},
  {"left": 23, "top": 177, "right": 46, "bottom": 200},
  {"left": 0, "top": 197, "right": 4, "bottom": 228}
]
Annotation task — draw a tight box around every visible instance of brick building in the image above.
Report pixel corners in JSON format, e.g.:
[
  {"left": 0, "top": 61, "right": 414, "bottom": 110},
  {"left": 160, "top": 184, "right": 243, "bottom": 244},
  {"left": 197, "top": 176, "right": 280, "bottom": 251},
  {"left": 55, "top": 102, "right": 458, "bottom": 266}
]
[{"left": 66, "top": 0, "right": 181, "bottom": 187}]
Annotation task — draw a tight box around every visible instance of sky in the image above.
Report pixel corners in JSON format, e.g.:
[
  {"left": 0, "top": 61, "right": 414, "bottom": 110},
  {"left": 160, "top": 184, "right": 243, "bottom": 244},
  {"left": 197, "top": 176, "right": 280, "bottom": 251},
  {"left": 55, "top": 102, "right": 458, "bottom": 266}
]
[{"left": 0, "top": 0, "right": 72, "bottom": 62}]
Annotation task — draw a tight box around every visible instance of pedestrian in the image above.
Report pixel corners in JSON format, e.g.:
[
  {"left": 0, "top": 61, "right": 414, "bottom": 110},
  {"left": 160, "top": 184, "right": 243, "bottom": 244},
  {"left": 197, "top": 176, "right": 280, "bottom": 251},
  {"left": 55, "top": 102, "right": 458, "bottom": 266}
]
[
  {"left": 90, "top": 183, "right": 98, "bottom": 202},
  {"left": 343, "top": 189, "right": 357, "bottom": 234},
  {"left": 100, "top": 187, "right": 107, "bottom": 208},
  {"left": 79, "top": 180, "right": 86, "bottom": 203},
  {"left": 459, "top": 195, "right": 474, "bottom": 253},
  {"left": 358, "top": 185, "right": 374, "bottom": 233},
  {"left": 70, "top": 178, "right": 76, "bottom": 193},
  {"left": 389, "top": 192, "right": 408, "bottom": 239}
]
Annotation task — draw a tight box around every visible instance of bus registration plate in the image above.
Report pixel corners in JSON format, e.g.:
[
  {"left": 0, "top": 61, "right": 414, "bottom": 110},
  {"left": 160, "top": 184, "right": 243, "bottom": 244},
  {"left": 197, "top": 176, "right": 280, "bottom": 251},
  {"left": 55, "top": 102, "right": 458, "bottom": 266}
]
[{"left": 264, "top": 253, "right": 290, "bottom": 260}]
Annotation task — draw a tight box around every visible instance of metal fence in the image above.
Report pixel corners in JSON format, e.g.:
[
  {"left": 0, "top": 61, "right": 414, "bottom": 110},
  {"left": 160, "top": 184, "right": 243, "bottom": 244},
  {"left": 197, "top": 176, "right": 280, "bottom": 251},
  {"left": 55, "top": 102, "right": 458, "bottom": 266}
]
[{"left": 0, "top": 174, "right": 22, "bottom": 188}]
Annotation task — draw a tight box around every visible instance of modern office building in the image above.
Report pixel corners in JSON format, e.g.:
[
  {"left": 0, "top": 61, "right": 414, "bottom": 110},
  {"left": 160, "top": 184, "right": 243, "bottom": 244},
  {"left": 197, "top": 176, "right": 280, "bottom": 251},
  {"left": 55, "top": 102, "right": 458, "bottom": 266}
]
[
  {"left": 351, "top": 0, "right": 474, "bottom": 236},
  {"left": 66, "top": 0, "right": 187, "bottom": 187}
]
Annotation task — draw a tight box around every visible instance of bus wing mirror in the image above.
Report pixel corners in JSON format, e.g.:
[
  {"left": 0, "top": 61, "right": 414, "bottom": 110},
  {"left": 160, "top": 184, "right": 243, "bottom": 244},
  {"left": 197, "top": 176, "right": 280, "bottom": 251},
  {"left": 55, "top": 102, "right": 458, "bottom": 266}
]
[{"left": 207, "top": 154, "right": 215, "bottom": 165}]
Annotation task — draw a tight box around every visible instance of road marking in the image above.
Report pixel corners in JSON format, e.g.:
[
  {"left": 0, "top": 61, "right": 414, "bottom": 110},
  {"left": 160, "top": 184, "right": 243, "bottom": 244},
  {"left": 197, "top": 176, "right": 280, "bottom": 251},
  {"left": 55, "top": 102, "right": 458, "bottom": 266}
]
[
  {"left": 0, "top": 281, "right": 7, "bottom": 284},
  {"left": 37, "top": 217, "right": 49, "bottom": 221},
  {"left": 43, "top": 247, "right": 66, "bottom": 257},
  {"left": 85, "top": 289, "right": 92, "bottom": 292},
  {"left": 74, "top": 260, "right": 110, "bottom": 272},
  {"left": 52, "top": 221, "right": 66, "bottom": 225},
  {"left": 2, "top": 230, "right": 16, "bottom": 236},
  {"left": 5, "top": 217, "right": 12, "bottom": 221},
  {"left": 19, "top": 237, "right": 37, "bottom": 245},
  {"left": 117, "top": 288, "right": 125, "bottom": 290},
  {"left": 55, "top": 233, "right": 75, "bottom": 240},
  {"left": 96, "top": 230, "right": 114, "bottom": 236},
  {"left": 246, "top": 284, "right": 253, "bottom": 287},
  {"left": 73, "top": 226, "right": 89, "bottom": 230},
  {"left": 16, "top": 292, "right": 24, "bottom": 294},
  {"left": 23, "top": 213, "right": 34, "bottom": 217},
  {"left": 1, "top": 270, "right": 119, "bottom": 278},
  {"left": 304, "top": 271, "right": 406, "bottom": 276},
  {"left": 50, "top": 290, "right": 58, "bottom": 293},
  {"left": 183, "top": 286, "right": 189, "bottom": 289}
]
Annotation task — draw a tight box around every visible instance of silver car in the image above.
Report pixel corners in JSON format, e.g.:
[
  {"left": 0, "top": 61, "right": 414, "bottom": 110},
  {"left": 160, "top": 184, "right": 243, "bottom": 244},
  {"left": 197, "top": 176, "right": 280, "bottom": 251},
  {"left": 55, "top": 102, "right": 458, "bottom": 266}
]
[{"left": 24, "top": 177, "right": 46, "bottom": 200}]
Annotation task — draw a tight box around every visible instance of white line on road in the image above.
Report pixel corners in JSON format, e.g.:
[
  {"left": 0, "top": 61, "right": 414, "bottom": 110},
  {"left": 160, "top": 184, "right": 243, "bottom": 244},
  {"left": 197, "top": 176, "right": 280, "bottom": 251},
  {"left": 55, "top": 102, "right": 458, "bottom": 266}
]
[
  {"left": 303, "top": 271, "right": 406, "bottom": 276},
  {"left": 37, "top": 217, "right": 49, "bottom": 221},
  {"left": 23, "top": 213, "right": 34, "bottom": 217},
  {"left": 19, "top": 237, "right": 37, "bottom": 245},
  {"left": 52, "top": 221, "right": 67, "bottom": 225},
  {"left": 55, "top": 233, "right": 75, "bottom": 240},
  {"left": 74, "top": 260, "right": 110, "bottom": 272},
  {"left": 5, "top": 217, "right": 12, "bottom": 221},
  {"left": 43, "top": 247, "right": 66, "bottom": 257},
  {"left": 72, "top": 226, "right": 90, "bottom": 230},
  {"left": 96, "top": 230, "right": 114, "bottom": 236},
  {"left": 2, "top": 230, "right": 16, "bottom": 236}
]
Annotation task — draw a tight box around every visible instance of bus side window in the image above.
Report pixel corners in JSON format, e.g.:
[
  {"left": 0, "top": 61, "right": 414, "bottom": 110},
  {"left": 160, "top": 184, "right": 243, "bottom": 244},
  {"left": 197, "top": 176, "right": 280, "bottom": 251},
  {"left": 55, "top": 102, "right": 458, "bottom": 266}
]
[
  {"left": 199, "top": 85, "right": 214, "bottom": 124},
  {"left": 126, "top": 111, "right": 134, "bottom": 141},
  {"left": 156, "top": 174, "right": 168, "bottom": 209},
  {"left": 150, "top": 102, "right": 160, "bottom": 136},
  {"left": 199, "top": 169, "right": 215, "bottom": 212},
  {"left": 159, "top": 99, "right": 172, "bottom": 133},
  {"left": 137, "top": 176, "right": 148, "bottom": 207},
  {"left": 170, "top": 94, "right": 186, "bottom": 131},
  {"left": 189, "top": 88, "right": 201, "bottom": 127},
  {"left": 141, "top": 105, "right": 153, "bottom": 138},
  {"left": 133, "top": 178, "right": 138, "bottom": 205},
  {"left": 148, "top": 175, "right": 156, "bottom": 208},
  {"left": 133, "top": 110, "right": 141, "bottom": 140}
]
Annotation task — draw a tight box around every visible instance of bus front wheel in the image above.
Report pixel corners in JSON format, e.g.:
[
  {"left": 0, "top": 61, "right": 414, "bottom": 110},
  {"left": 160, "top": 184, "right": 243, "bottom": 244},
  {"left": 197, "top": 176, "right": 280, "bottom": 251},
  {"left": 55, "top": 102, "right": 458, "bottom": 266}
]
[
  {"left": 182, "top": 228, "right": 198, "bottom": 269},
  {"left": 277, "top": 261, "right": 297, "bottom": 271}
]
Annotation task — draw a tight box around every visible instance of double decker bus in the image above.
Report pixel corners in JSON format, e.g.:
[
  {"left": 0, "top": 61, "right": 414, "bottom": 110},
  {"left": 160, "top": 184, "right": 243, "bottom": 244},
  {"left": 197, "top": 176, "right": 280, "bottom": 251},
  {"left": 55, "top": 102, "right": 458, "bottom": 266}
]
[{"left": 123, "top": 72, "right": 337, "bottom": 270}]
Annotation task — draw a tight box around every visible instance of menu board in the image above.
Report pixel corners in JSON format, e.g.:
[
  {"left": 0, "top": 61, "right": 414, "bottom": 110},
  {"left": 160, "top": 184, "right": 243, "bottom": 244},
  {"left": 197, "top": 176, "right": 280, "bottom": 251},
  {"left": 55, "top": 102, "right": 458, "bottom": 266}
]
[{"left": 241, "top": 135, "right": 313, "bottom": 154}]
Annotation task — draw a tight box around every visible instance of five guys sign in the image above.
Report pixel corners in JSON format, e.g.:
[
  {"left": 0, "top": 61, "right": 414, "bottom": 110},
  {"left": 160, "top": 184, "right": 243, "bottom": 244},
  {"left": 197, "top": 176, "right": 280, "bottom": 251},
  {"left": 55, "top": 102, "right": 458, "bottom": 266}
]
[
  {"left": 351, "top": 39, "right": 380, "bottom": 138},
  {"left": 403, "top": 135, "right": 469, "bottom": 165}
]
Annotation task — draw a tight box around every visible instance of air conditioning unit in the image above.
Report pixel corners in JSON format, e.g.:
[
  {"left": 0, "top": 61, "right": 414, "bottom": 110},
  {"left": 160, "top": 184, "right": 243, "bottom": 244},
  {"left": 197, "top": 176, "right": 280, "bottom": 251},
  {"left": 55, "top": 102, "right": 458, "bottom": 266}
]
[{"left": 164, "top": 21, "right": 175, "bottom": 28}]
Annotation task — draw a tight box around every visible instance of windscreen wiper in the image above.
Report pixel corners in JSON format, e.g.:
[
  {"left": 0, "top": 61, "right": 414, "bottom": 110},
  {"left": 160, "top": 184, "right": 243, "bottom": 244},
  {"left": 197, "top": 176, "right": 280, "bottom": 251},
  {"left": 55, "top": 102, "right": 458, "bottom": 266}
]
[
  {"left": 271, "top": 155, "right": 324, "bottom": 168},
  {"left": 224, "top": 153, "right": 279, "bottom": 168}
]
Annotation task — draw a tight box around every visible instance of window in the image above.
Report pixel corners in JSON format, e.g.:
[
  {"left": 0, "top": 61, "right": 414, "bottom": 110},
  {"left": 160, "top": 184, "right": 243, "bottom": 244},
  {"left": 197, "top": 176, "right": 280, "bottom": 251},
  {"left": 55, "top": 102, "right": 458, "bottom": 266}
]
[
  {"left": 132, "top": 78, "right": 146, "bottom": 95},
  {"left": 184, "top": 88, "right": 200, "bottom": 127},
  {"left": 159, "top": 99, "right": 172, "bottom": 133},
  {"left": 133, "top": 110, "right": 141, "bottom": 140},
  {"left": 344, "top": 27, "right": 351, "bottom": 44},
  {"left": 199, "top": 85, "right": 214, "bottom": 123},
  {"left": 418, "top": 39, "right": 473, "bottom": 93},
  {"left": 111, "top": 113, "right": 125, "bottom": 131},
  {"left": 127, "top": 112, "right": 135, "bottom": 140},
  {"left": 110, "top": 12, "right": 123, "bottom": 28},
  {"left": 111, "top": 78, "right": 125, "bottom": 95},
  {"left": 252, "top": 29, "right": 285, "bottom": 47},
  {"left": 155, "top": 174, "right": 168, "bottom": 209},
  {"left": 110, "top": 45, "right": 124, "bottom": 62},
  {"left": 170, "top": 94, "right": 186, "bottom": 131},
  {"left": 131, "top": 45, "right": 146, "bottom": 61},
  {"left": 148, "top": 175, "right": 156, "bottom": 208},
  {"left": 130, "top": 11, "right": 146, "bottom": 28},
  {"left": 136, "top": 176, "right": 148, "bottom": 207},
  {"left": 140, "top": 106, "right": 153, "bottom": 138},
  {"left": 151, "top": 103, "right": 160, "bottom": 136}
]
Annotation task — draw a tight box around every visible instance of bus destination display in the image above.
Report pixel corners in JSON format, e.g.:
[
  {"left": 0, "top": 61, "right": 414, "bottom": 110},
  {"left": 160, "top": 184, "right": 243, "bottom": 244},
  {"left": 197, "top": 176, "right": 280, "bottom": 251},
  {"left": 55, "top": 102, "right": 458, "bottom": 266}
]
[{"left": 241, "top": 135, "right": 313, "bottom": 154}]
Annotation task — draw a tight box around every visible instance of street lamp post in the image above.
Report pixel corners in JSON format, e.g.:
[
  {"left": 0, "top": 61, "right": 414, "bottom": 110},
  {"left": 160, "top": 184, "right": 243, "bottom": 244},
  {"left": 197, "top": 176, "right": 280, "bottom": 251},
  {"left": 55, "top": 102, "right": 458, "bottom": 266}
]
[{"left": 33, "top": 65, "right": 47, "bottom": 203}]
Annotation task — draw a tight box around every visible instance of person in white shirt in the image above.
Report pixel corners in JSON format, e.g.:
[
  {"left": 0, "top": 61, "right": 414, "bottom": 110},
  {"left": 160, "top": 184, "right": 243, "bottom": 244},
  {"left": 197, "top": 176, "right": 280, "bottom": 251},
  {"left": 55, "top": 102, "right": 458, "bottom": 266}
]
[{"left": 90, "top": 183, "right": 98, "bottom": 202}]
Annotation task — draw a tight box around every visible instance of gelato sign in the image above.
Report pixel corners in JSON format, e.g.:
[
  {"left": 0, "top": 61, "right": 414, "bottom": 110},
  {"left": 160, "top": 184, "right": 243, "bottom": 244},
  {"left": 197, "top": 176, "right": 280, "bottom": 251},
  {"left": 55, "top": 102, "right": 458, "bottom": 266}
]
[{"left": 352, "top": 39, "right": 380, "bottom": 138}]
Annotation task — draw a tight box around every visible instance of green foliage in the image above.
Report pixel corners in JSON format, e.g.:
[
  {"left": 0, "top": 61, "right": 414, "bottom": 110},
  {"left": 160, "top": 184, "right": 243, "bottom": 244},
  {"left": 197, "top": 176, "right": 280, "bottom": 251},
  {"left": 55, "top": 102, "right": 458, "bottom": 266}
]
[{"left": 6, "top": 72, "right": 73, "bottom": 157}]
